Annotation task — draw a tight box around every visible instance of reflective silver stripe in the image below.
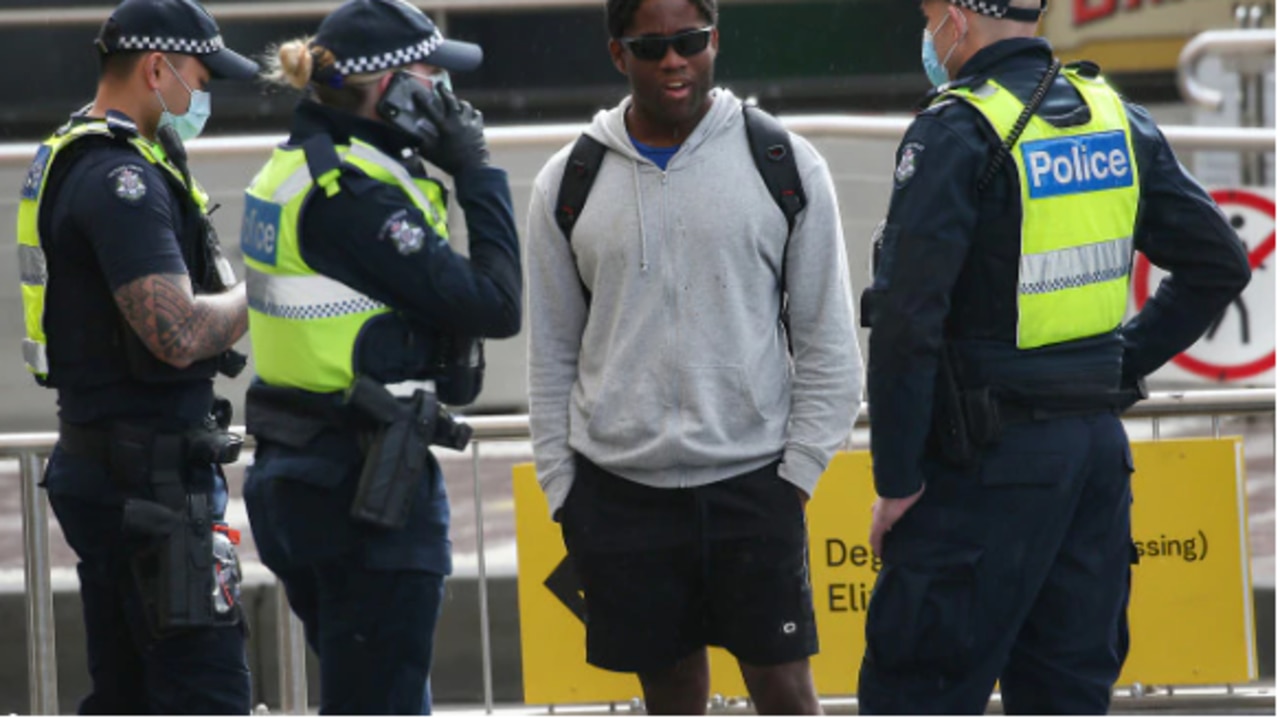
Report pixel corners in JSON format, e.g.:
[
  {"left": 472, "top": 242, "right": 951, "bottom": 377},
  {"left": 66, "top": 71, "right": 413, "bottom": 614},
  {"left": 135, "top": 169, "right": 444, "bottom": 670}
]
[
  {"left": 1019, "top": 236, "right": 1133, "bottom": 296},
  {"left": 246, "top": 267, "right": 385, "bottom": 320},
  {"left": 387, "top": 380, "right": 436, "bottom": 397},
  {"left": 347, "top": 143, "right": 446, "bottom": 229},
  {"left": 18, "top": 245, "right": 47, "bottom": 285},
  {"left": 272, "top": 165, "right": 313, "bottom": 204},
  {"left": 23, "top": 339, "right": 47, "bottom": 375}
]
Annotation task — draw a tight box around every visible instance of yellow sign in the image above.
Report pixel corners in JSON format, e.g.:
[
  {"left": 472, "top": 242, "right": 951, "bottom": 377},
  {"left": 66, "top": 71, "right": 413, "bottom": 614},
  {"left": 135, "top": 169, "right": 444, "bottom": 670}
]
[{"left": 514, "top": 439, "right": 1256, "bottom": 704}]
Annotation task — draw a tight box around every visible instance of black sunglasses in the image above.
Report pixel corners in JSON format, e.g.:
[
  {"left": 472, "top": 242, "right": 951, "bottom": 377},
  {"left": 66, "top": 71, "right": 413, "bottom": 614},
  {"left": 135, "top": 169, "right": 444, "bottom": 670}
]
[{"left": 620, "top": 27, "right": 714, "bottom": 61}]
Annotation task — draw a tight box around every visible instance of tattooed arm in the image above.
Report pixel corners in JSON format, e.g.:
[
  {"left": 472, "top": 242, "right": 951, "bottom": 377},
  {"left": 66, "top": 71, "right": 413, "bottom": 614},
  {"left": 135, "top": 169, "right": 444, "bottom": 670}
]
[{"left": 113, "top": 275, "right": 247, "bottom": 369}]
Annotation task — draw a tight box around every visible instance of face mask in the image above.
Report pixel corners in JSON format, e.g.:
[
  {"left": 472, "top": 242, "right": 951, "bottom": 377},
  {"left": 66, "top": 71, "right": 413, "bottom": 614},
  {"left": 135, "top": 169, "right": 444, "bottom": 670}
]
[
  {"left": 922, "top": 13, "right": 961, "bottom": 88},
  {"left": 156, "top": 56, "right": 211, "bottom": 142},
  {"left": 402, "top": 69, "right": 452, "bottom": 98}
]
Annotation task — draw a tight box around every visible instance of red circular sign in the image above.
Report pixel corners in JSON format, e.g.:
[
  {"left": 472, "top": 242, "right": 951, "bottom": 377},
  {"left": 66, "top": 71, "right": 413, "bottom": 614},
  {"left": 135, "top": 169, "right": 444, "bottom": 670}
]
[{"left": 1131, "top": 189, "right": 1275, "bottom": 382}]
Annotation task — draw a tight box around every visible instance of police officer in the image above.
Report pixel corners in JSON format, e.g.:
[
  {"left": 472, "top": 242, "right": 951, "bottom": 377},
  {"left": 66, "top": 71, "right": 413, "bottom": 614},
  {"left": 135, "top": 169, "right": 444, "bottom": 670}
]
[
  {"left": 240, "top": 0, "right": 521, "bottom": 713},
  {"left": 858, "top": 0, "right": 1251, "bottom": 713},
  {"left": 14, "top": 0, "right": 259, "bottom": 712}
]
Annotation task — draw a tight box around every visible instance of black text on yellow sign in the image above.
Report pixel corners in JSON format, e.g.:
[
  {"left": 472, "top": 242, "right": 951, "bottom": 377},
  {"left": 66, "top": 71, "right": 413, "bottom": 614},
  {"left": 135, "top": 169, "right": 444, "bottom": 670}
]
[{"left": 513, "top": 439, "right": 1256, "bottom": 705}]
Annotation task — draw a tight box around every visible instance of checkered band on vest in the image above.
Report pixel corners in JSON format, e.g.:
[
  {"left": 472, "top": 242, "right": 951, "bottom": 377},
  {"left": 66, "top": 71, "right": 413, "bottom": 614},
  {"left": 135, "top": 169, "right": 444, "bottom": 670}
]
[
  {"left": 115, "top": 34, "right": 226, "bottom": 54},
  {"left": 331, "top": 32, "right": 443, "bottom": 75}
]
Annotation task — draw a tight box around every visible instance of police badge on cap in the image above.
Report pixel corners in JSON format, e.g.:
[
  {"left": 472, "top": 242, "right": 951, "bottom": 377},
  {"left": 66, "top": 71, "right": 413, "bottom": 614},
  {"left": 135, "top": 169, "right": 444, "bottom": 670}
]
[{"left": 96, "top": 0, "right": 259, "bottom": 80}]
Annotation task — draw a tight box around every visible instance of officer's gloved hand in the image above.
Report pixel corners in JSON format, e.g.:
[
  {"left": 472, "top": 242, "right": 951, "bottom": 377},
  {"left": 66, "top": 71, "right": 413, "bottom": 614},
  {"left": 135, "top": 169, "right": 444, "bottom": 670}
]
[{"left": 418, "top": 86, "right": 489, "bottom": 176}]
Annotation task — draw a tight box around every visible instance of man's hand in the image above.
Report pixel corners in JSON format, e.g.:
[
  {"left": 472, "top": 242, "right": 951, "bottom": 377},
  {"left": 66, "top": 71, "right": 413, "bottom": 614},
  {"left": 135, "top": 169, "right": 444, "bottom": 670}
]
[{"left": 870, "top": 485, "right": 925, "bottom": 558}]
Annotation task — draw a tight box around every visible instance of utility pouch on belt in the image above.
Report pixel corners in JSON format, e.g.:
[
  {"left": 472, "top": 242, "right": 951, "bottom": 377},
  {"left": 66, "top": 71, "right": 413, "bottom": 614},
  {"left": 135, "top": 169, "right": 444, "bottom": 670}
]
[{"left": 347, "top": 376, "right": 439, "bottom": 530}]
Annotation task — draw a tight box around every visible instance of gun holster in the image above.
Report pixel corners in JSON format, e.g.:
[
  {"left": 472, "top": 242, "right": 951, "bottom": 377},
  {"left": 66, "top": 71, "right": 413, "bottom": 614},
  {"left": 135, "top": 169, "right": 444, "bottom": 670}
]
[
  {"left": 931, "top": 348, "right": 981, "bottom": 468},
  {"left": 347, "top": 377, "right": 440, "bottom": 530},
  {"left": 115, "top": 432, "right": 242, "bottom": 636}
]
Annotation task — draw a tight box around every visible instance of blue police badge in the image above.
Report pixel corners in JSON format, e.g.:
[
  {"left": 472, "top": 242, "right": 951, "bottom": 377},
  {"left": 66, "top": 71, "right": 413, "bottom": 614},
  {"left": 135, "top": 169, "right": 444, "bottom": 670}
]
[
  {"left": 380, "top": 210, "right": 426, "bottom": 255},
  {"left": 21, "top": 146, "right": 52, "bottom": 201},
  {"left": 108, "top": 164, "right": 147, "bottom": 204},
  {"left": 895, "top": 143, "right": 924, "bottom": 187}
]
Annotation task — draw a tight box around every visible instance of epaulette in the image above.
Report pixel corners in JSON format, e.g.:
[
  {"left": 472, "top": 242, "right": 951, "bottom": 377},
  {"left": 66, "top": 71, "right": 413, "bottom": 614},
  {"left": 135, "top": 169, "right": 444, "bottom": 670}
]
[
  {"left": 913, "top": 72, "right": 984, "bottom": 114},
  {"left": 1065, "top": 60, "right": 1101, "bottom": 79}
]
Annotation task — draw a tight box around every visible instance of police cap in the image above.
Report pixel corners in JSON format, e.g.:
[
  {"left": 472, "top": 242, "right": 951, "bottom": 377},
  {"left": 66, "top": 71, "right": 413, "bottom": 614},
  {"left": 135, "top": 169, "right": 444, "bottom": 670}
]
[
  {"left": 311, "top": 0, "right": 483, "bottom": 82},
  {"left": 95, "top": 0, "right": 259, "bottom": 80},
  {"left": 949, "top": 0, "right": 1046, "bottom": 22}
]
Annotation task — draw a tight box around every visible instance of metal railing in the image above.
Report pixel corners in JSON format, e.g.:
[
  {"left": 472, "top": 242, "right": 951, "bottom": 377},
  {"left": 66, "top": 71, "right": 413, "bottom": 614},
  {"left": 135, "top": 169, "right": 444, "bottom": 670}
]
[
  {"left": 0, "top": 116, "right": 1274, "bottom": 168},
  {"left": 1177, "top": 28, "right": 1276, "bottom": 112},
  {"left": 0, "top": 389, "right": 1273, "bottom": 715}
]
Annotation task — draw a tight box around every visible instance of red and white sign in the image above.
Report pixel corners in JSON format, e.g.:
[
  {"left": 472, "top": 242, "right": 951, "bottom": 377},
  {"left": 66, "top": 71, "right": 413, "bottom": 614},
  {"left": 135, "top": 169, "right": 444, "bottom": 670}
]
[{"left": 1132, "top": 188, "right": 1275, "bottom": 384}]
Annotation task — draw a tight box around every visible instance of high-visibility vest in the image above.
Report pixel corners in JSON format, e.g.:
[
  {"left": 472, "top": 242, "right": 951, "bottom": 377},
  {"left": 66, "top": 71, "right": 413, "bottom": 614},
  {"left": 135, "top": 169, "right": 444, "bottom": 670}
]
[
  {"left": 942, "top": 67, "right": 1141, "bottom": 349},
  {"left": 16, "top": 117, "right": 213, "bottom": 383},
  {"left": 241, "top": 137, "right": 449, "bottom": 393}
]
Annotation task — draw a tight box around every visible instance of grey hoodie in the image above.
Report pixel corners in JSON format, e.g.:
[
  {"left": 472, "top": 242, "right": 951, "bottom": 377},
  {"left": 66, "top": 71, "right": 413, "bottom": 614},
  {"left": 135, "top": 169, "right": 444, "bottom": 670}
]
[{"left": 527, "top": 88, "right": 863, "bottom": 516}]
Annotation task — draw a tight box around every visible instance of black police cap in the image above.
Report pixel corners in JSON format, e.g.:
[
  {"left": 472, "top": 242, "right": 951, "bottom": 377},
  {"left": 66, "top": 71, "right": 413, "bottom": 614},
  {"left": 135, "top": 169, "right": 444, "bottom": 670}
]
[
  {"left": 950, "top": 0, "right": 1046, "bottom": 22},
  {"left": 312, "top": 0, "right": 483, "bottom": 80},
  {"left": 96, "top": 0, "right": 259, "bottom": 80}
]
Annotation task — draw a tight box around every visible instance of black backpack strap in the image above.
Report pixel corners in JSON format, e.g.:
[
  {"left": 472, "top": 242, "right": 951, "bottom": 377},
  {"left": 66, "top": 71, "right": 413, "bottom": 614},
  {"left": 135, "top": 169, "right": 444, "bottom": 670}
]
[
  {"left": 553, "top": 134, "right": 608, "bottom": 304},
  {"left": 554, "top": 134, "right": 608, "bottom": 241},
  {"left": 742, "top": 104, "right": 806, "bottom": 235}
]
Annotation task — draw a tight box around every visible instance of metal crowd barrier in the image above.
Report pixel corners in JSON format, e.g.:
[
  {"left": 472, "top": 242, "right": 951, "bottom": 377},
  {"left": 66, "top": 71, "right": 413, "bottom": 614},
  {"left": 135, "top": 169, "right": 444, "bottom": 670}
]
[
  {"left": 0, "top": 116, "right": 1274, "bottom": 167},
  {"left": 0, "top": 388, "right": 1273, "bottom": 715}
]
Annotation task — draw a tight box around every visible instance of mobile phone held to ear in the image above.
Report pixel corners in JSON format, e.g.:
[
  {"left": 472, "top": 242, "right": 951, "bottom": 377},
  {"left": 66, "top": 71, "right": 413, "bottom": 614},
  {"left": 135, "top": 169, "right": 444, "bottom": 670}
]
[{"left": 376, "top": 71, "right": 443, "bottom": 151}]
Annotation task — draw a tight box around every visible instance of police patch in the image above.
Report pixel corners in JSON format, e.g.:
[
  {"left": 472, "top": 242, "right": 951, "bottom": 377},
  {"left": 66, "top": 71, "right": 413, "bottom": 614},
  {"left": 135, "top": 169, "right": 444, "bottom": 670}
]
[
  {"left": 108, "top": 164, "right": 147, "bottom": 203},
  {"left": 895, "top": 143, "right": 924, "bottom": 186},
  {"left": 380, "top": 210, "right": 426, "bottom": 256}
]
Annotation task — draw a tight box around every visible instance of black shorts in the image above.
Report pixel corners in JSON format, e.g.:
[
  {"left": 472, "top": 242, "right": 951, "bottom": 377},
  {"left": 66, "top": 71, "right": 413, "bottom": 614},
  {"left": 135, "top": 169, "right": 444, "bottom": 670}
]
[{"left": 559, "top": 454, "right": 818, "bottom": 673}]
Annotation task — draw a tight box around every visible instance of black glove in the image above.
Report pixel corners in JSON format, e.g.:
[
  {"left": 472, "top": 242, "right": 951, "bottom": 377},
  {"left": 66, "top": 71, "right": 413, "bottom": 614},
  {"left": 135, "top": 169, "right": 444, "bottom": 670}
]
[{"left": 417, "top": 86, "right": 489, "bottom": 176}]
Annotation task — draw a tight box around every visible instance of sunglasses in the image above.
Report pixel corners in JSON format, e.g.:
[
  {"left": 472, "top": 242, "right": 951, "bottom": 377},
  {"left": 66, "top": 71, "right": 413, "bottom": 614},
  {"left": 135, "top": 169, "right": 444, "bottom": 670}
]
[{"left": 620, "top": 27, "right": 714, "bottom": 61}]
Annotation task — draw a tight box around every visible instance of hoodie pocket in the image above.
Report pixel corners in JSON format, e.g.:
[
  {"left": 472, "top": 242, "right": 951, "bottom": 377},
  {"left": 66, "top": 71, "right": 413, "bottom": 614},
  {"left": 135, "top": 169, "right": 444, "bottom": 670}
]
[
  {"left": 677, "top": 365, "right": 765, "bottom": 450},
  {"left": 584, "top": 369, "right": 666, "bottom": 451}
]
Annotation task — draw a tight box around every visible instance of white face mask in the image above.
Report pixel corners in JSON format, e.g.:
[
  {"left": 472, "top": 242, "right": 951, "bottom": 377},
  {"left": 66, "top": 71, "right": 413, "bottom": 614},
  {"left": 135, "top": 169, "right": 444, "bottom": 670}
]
[
  {"left": 155, "top": 56, "right": 211, "bottom": 142},
  {"left": 401, "top": 69, "right": 452, "bottom": 98}
]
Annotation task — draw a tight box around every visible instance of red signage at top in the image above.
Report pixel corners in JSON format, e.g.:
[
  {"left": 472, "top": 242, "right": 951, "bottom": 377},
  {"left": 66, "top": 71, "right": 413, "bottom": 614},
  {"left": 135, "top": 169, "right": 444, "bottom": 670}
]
[{"left": 1073, "top": 0, "right": 1172, "bottom": 26}]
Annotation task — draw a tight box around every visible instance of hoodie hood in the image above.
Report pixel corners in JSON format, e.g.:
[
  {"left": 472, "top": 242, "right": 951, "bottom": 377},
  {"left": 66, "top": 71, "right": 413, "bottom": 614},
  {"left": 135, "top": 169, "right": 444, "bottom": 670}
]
[{"left": 584, "top": 87, "right": 742, "bottom": 168}]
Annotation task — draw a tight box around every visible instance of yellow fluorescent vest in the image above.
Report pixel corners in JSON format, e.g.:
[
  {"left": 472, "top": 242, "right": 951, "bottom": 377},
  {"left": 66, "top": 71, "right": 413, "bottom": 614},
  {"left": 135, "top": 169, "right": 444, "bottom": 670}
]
[
  {"left": 943, "top": 69, "right": 1141, "bottom": 350},
  {"left": 241, "top": 138, "right": 449, "bottom": 393},
  {"left": 15, "top": 119, "right": 211, "bottom": 383}
]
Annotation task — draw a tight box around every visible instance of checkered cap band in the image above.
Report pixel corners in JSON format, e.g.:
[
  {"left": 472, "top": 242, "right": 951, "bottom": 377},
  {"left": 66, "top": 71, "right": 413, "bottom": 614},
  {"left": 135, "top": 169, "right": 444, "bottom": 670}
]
[
  {"left": 115, "top": 33, "right": 226, "bottom": 54},
  {"left": 951, "top": 0, "right": 1008, "bottom": 17},
  {"left": 950, "top": 0, "right": 1044, "bottom": 19},
  {"left": 331, "top": 31, "right": 443, "bottom": 76}
]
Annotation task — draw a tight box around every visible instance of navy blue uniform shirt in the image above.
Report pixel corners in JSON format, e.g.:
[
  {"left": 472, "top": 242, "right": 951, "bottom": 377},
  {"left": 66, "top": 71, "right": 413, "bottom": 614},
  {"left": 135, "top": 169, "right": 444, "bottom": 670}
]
[
  {"left": 38, "top": 111, "right": 217, "bottom": 501},
  {"left": 39, "top": 111, "right": 215, "bottom": 429},
  {"left": 288, "top": 100, "right": 521, "bottom": 385},
  {"left": 866, "top": 38, "right": 1251, "bottom": 498}
]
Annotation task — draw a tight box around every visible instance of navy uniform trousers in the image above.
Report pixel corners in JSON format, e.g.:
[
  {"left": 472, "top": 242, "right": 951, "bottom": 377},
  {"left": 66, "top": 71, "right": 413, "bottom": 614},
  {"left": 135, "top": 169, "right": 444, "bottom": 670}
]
[
  {"left": 45, "top": 446, "right": 251, "bottom": 715},
  {"left": 859, "top": 412, "right": 1134, "bottom": 714},
  {"left": 244, "top": 435, "right": 449, "bottom": 715}
]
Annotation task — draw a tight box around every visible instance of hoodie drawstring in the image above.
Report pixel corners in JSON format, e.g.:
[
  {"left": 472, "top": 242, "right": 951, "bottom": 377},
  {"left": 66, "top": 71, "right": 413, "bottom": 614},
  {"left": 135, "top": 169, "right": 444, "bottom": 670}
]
[{"left": 632, "top": 160, "right": 649, "bottom": 272}]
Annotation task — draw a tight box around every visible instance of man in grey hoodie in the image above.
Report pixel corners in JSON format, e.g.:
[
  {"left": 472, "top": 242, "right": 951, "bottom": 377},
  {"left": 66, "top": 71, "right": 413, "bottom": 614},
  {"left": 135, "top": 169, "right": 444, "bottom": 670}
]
[{"left": 525, "top": 0, "right": 862, "bottom": 712}]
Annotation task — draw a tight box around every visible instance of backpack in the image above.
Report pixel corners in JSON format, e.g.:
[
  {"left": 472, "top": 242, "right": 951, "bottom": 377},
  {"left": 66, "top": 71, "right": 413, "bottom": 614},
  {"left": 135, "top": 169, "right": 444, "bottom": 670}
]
[{"left": 552, "top": 104, "right": 807, "bottom": 307}]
